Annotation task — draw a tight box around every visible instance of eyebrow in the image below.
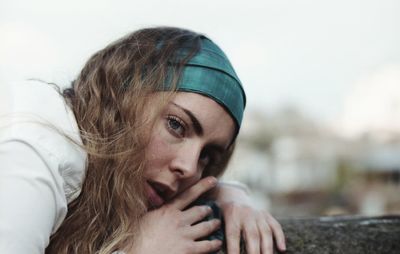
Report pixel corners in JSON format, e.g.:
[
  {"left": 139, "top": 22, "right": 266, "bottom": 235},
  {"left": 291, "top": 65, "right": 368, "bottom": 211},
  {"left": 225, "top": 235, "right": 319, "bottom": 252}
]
[{"left": 171, "top": 102, "right": 204, "bottom": 136}]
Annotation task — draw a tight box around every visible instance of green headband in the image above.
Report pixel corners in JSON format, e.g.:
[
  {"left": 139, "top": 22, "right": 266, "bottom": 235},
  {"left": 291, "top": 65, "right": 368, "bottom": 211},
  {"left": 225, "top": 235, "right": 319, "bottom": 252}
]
[{"left": 174, "top": 37, "right": 246, "bottom": 129}]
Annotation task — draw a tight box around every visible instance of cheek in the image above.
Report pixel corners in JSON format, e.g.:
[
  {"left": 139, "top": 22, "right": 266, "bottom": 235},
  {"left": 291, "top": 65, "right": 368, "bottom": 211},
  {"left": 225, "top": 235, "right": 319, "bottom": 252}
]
[{"left": 144, "top": 132, "right": 173, "bottom": 174}]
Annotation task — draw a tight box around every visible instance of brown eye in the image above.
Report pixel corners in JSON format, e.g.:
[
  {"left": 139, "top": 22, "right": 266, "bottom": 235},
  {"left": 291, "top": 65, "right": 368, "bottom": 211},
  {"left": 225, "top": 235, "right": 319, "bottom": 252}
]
[
  {"left": 199, "top": 148, "right": 216, "bottom": 168},
  {"left": 166, "top": 115, "right": 186, "bottom": 137},
  {"left": 200, "top": 145, "right": 224, "bottom": 170}
]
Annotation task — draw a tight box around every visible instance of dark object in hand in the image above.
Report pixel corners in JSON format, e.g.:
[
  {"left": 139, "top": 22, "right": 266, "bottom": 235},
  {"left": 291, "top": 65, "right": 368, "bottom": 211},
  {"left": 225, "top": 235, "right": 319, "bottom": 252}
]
[{"left": 191, "top": 198, "right": 225, "bottom": 252}]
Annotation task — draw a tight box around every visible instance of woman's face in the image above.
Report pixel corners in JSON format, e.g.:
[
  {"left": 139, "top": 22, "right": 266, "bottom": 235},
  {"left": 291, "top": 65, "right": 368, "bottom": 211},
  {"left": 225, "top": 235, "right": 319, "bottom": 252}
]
[{"left": 144, "top": 92, "right": 236, "bottom": 209}]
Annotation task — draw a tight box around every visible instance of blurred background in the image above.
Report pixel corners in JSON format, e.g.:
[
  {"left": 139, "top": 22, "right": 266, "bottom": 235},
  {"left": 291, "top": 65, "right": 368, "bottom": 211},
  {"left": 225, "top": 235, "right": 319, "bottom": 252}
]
[{"left": 1, "top": 0, "right": 400, "bottom": 218}]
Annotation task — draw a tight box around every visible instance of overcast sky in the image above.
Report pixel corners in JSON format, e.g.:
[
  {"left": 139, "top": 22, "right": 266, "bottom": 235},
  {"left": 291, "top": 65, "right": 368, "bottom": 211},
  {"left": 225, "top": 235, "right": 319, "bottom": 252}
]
[{"left": 1, "top": 0, "right": 399, "bottom": 127}]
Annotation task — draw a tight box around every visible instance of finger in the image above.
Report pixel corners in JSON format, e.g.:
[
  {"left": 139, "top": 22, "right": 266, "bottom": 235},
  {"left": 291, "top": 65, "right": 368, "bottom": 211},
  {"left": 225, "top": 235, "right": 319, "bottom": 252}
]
[
  {"left": 170, "top": 177, "right": 217, "bottom": 210},
  {"left": 225, "top": 215, "right": 241, "bottom": 254},
  {"left": 181, "top": 205, "right": 212, "bottom": 225},
  {"left": 258, "top": 218, "right": 273, "bottom": 254},
  {"left": 192, "top": 239, "right": 223, "bottom": 254},
  {"left": 264, "top": 212, "right": 286, "bottom": 251},
  {"left": 189, "top": 219, "right": 221, "bottom": 239},
  {"left": 243, "top": 220, "right": 261, "bottom": 254}
]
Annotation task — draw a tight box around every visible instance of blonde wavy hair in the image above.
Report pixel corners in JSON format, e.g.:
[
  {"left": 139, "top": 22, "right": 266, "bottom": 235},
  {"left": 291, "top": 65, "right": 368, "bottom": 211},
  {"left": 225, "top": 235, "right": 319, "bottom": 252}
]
[{"left": 46, "top": 27, "right": 235, "bottom": 254}]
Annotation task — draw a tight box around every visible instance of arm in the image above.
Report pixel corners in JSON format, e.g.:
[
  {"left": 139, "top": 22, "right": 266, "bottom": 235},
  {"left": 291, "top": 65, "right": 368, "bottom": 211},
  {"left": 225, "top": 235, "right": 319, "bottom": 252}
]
[
  {"left": 0, "top": 80, "right": 85, "bottom": 253},
  {"left": 206, "top": 181, "right": 253, "bottom": 210},
  {"left": 208, "top": 180, "right": 286, "bottom": 254},
  {"left": 0, "top": 140, "right": 67, "bottom": 254}
]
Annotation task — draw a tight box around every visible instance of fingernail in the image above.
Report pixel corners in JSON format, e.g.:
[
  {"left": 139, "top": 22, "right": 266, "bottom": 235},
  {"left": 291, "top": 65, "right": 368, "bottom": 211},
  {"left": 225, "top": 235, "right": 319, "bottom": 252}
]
[
  {"left": 208, "top": 177, "right": 217, "bottom": 185},
  {"left": 281, "top": 240, "right": 287, "bottom": 251}
]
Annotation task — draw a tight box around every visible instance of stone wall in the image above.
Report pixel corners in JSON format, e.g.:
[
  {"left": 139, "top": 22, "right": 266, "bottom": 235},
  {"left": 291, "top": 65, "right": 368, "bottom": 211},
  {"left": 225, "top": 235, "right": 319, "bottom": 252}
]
[{"left": 218, "top": 215, "right": 400, "bottom": 254}]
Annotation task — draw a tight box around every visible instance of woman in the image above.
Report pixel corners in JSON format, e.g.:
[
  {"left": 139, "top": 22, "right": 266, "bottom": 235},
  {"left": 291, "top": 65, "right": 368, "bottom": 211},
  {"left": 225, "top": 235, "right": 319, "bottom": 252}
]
[{"left": 0, "top": 27, "right": 285, "bottom": 254}]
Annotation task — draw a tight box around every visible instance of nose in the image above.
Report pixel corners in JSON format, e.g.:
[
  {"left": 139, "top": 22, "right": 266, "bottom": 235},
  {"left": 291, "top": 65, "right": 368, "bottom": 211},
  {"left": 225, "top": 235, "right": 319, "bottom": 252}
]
[{"left": 170, "top": 142, "right": 202, "bottom": 180}]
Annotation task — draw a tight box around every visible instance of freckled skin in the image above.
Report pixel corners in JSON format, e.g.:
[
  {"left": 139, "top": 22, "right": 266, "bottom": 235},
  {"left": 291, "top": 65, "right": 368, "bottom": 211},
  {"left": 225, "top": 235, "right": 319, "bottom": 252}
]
[
  {"left": 144, "top": 92, "right": 236, "bottom": 203},
  {"left": 136, "top": 94, "right": 286, "bottom": 254}
]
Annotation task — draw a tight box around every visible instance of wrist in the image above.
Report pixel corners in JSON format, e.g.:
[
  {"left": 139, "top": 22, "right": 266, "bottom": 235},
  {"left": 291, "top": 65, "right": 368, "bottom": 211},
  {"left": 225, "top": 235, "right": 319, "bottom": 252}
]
[
  {"left": 209, "top": 180, "right": 252, "bottom": 207},
  {"left": 218, "top": 180, "right": 250, "bottom": 194}
]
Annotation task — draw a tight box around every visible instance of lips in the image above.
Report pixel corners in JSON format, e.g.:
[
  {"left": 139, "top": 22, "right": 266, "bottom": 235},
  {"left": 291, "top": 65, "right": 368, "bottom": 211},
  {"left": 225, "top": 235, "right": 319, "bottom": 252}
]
[{"left": 145, "top": 181, "right": 165, "bottom": 208}]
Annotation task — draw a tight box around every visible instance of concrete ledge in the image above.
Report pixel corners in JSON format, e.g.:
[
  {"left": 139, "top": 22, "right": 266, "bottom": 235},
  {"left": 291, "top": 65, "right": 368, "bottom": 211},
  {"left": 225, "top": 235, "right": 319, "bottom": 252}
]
[{"left": 219, "top": 215, "right": 400, "bottom": 254}]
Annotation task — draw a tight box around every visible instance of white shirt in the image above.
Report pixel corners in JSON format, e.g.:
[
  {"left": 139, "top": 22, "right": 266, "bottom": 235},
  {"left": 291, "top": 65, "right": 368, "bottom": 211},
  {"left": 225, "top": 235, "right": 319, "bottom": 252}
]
[{"left": 0, "top": 80, "right": 87, "bottom": 253}]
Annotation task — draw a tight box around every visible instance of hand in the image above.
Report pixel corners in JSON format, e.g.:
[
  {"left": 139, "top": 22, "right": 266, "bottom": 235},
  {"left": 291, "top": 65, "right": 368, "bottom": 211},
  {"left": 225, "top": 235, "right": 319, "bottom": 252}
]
[
  {"left": 126, "top": 177, "right": 223, "bottom": 254},
  {"left": 213, "top": 183, "right": 286, "bottom": 254}
]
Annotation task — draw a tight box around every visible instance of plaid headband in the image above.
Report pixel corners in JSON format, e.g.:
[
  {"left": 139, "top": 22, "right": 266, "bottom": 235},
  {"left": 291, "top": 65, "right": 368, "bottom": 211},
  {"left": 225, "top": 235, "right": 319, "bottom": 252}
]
[{"left": 174, "top": 37, "right": 246, "bottom": 129}]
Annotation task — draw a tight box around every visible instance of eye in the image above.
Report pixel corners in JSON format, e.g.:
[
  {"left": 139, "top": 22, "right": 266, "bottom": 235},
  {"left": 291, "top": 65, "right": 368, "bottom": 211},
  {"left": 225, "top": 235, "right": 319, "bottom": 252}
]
[
  {"left": 166, "top": 115, "right": 186, "bottom": 137},
  {"left": 199, "top": 149, "right": 215, "bottom": 168}
]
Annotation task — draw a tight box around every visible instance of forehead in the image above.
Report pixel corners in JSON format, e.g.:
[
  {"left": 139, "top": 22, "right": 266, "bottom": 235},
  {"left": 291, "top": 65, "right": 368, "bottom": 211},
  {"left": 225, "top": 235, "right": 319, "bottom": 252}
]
[{"left": 171, "top": 92, "right": 236, "bottom": 146}]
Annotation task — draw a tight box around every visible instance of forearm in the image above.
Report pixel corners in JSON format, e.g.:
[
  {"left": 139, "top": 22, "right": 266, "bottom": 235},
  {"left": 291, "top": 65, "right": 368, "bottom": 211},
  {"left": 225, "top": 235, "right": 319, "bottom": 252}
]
[{"left": 206, "top": 180, "right": 251, "bottom": 206}]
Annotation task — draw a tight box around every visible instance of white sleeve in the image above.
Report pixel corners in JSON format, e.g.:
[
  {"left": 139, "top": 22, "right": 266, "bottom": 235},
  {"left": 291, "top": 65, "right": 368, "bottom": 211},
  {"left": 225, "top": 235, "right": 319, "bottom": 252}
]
[
  {"left": 0, "top": 140, "right": 67, "bottom": 254},
  {"left": 0, "top": 80, "right": 86, "bottom": 254}
]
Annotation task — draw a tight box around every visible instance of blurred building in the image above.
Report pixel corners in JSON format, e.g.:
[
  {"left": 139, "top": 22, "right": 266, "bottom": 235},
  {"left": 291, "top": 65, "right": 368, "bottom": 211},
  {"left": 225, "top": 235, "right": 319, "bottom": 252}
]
[{"left": 224, "top": 98, "right": 400, "bottom": 217}]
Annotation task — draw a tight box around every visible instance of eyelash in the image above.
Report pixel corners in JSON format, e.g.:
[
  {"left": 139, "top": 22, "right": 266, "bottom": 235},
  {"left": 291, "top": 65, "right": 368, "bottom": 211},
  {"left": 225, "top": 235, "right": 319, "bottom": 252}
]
[{"left": 166, "top": 115, "right": 186, "bottom": 137}]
